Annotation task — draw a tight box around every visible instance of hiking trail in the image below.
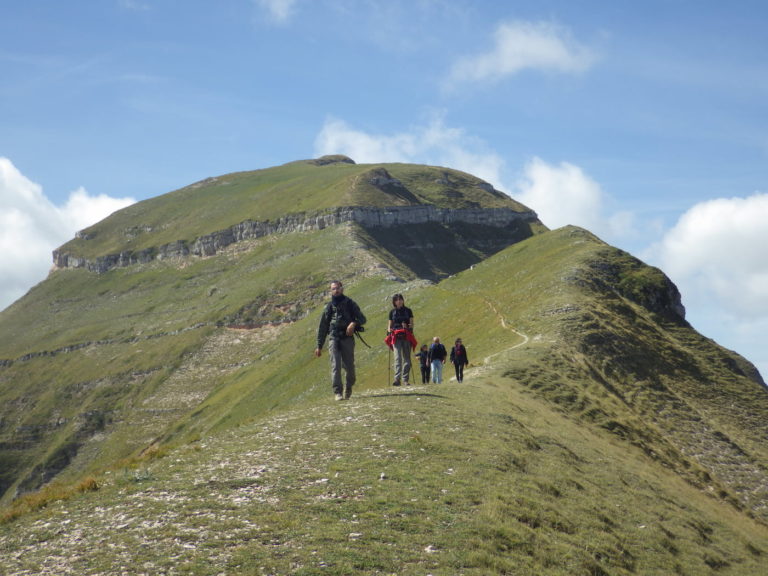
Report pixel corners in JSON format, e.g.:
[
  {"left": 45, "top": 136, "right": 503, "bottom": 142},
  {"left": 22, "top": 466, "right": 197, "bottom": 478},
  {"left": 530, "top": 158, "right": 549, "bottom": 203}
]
[{"left": 461, "top": 297, "right": 529, "bottom": 380}]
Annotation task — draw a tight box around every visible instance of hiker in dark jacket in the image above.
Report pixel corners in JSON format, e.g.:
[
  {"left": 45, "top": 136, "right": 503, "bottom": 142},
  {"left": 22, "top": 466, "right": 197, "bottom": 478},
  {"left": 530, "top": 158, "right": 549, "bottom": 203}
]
[
  {"left": 450, "top": 338, "right": 469, "bottom": 383},
  {"left": 428, "top": 336, "right": 447, "bottom": 383},
  {"left": 315, "top": 280, "right": 366, "bottom": 401},
  {"left": 415, "top": 344, "right": 430, "bottom": 384},
  {"left": 387, "top": 293, "right": 414, "bottom": 386}
]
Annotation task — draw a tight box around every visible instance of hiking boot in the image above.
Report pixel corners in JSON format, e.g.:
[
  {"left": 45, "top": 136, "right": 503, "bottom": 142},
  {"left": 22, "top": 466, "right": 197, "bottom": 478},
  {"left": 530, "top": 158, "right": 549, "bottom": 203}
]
[
  {"left": 335, "top": 393, "right": 344, "bottom": 401},
  {"left": 392, "top": 380, "right": 401, "bottom": 387},
  {"left": 344, "top": 389, "right": 352, "bottom": 399}
]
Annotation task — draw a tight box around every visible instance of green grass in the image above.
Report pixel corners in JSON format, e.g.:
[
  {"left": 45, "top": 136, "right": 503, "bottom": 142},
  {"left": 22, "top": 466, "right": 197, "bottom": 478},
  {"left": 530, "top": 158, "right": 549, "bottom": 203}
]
[{"left": 1, "top": 376, "right": 765, "bottom": 575}]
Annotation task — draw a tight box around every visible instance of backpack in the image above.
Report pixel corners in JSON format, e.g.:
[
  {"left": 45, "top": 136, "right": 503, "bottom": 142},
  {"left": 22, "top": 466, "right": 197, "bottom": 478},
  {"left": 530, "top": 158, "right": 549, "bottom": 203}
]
[{"left": 325, "top": 297, "right": 366, "bottom": 338}]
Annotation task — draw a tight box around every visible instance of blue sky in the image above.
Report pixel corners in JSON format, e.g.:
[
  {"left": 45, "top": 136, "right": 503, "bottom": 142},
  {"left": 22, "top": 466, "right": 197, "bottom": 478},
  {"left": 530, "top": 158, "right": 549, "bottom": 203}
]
[{"left": 2, "top": 0, "right": 767, "bottom": 379}]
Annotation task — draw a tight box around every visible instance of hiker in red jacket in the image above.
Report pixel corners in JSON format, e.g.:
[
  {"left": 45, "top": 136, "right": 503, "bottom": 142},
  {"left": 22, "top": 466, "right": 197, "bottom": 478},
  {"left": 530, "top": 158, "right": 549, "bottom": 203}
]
[{"left": 386, "top": 293, "right": 415, "bottom": 386}]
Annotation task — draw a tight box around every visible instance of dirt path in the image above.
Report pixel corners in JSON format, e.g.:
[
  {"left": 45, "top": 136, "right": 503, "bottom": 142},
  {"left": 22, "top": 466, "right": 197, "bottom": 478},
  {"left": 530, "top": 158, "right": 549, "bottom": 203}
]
[{"left": 458, "top": 297, "right": 529, "bottom": 381}]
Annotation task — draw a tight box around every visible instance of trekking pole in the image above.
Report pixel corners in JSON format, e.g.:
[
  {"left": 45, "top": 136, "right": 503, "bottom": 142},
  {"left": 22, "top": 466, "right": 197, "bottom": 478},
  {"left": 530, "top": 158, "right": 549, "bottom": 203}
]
[{"left": 388, "top": 342, "right": 391, "bottom": 386}]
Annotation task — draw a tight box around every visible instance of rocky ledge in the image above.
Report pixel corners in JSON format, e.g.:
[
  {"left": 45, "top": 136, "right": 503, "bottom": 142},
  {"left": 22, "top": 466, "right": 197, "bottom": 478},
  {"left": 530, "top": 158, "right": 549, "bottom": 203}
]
[{"left": 52, "top": 205, "right": 539, "bottom": 274}]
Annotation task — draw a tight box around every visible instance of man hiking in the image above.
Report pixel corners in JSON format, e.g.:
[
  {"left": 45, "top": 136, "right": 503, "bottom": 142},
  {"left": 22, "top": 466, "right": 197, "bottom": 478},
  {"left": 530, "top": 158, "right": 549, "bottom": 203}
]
[{"left": 315, "top": 280, "right": 367, "bottom": 401}]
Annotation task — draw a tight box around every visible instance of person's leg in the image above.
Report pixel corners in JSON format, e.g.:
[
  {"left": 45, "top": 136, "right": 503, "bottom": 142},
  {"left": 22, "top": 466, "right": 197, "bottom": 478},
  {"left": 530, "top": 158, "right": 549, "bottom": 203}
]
[
  {"left": 431, "top": 360, "right": 439, "bottom": 383},
  {"left": 401, "top": 342, "right": 412, "bottom": 384},
  {"left": 328, "top": 338, "right": 343, "bottom": 397},
  {"left": 393, "top": 341, "right": 403, "bottom": 385},
  {"left": 339, "top": 337, "right": 356, "bottom": 398}
]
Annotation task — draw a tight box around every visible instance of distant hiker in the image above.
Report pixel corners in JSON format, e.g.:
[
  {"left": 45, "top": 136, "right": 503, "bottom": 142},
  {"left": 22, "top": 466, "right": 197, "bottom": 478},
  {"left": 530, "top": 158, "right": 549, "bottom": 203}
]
[
  {"left": 428, "top": 336, "right": 447, "bottom": 383},
  {"left": 450, "top": 338, "right": 469, "bottom": 383},
  {"left": 385, "top": 293, "right": 416, "bottom": 386},
  {"left": 415, "top": 344, "right": 431, "bottom": 384},
  {"left": 315, "top": 280, "right": 367, "bottom": 401}
]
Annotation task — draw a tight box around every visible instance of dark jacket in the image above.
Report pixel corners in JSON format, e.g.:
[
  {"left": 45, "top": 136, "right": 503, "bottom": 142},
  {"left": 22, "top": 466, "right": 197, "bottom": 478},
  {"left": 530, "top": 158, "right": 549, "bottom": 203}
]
[
  {"left": 450, "top": 344, "right": 468, "bottom": 366},
  {"left": 428, "top": 342, "right": 447, "bottom": 362},
  {"left": 389, "top": 305, "right": 413, "bottom": 330},
  {"left": 317, "top": 295, "right": 366, "bottom": 348}
]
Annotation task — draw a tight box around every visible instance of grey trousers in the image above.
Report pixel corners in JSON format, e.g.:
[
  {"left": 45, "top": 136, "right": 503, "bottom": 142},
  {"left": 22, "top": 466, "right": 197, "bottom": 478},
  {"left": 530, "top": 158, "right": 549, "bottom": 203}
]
[
  {"left": 328, "top": 336, "right": 355, "bottom": 394},
  {"left": 393, "top": 337, "right": 412, "bottom": 384}
]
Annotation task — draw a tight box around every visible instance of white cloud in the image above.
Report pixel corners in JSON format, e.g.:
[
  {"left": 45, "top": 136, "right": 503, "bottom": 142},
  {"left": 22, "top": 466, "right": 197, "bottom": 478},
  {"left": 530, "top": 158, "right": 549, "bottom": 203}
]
[
  {"left": 314, "top": 118, "right": 635, "bottom": 241},
  {"left": 254, "top": 0, "right": 298, "bottom": 24},
  {"left": 650, "top": 194, "right": 768, "bottom": 380},
  {"left": 0, "top": 158, "right": 135, "bottom": 311},
  {"left": 654, "top": 193, "right": 768, "bottom": 318},
  {"left": 447, "top": 20, "right": 596, "bottom": 88},
  {"left": 314, "top": 115, "right": 505, "bottom": 187},
  {"left": 513, "top": 157, "right": 604, "bottom": 231}
]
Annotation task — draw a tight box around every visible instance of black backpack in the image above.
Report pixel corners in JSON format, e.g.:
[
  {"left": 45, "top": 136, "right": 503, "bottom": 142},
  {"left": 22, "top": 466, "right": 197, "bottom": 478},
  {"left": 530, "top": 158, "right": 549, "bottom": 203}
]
[{"left": 326, "top": 297, "right": 366, "bottom": 338}]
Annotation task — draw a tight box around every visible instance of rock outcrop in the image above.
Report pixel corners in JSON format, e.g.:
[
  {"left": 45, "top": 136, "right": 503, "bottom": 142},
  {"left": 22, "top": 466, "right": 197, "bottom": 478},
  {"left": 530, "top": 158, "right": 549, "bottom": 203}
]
[{"left": 52, "top": 205, "right": 539, "bottom": 274}]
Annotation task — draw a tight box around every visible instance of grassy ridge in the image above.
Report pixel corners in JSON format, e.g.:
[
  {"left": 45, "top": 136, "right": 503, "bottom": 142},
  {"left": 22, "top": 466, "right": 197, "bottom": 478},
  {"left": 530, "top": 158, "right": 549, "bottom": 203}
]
[
  {"left": 2, "top": 222, "right": 766, "bottom": 515},
  {"left": 55, "top": 159, "right": 529, "bottom": 259},
  {"left": 1, "top": 177, "right": 767, "bottom": 573},
  {"left": 1, "top": 378, "right": 766, "bottom": 575},
  {"left": 0, "top": 226, "right": 376, "bottom": 504}
]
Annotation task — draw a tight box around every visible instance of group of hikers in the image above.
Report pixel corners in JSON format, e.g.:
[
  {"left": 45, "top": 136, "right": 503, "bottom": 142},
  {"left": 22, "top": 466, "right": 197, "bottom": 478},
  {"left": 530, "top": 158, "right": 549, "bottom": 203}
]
[
  {"left": 314, "top": 280, "right": 469, "bottom": 401},
  {"left": 415, "top": 337, "right": 468, "bottom": 384}
]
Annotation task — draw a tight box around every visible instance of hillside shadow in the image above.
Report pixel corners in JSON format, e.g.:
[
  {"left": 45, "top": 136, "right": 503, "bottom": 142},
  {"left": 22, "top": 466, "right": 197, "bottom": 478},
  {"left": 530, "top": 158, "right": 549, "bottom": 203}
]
[
  {"left": 366, "top": 391, "right": 448, "bottom": 399},
  {"left": 360, "top": 221, "right": 537, "bottom": 280}
]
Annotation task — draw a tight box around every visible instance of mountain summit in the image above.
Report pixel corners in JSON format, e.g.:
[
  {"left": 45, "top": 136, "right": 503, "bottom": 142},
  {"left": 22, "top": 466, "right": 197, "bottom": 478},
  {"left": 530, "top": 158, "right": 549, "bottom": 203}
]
[{"left": 1, "top": 158, "right": 767, "bottom": 574}]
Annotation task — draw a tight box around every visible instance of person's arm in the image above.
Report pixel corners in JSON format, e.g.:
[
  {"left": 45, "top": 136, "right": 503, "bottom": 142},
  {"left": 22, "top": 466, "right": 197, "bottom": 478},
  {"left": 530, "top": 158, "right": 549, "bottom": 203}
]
[
  {"left": 315, "top": 306, "right": 330, "bottom": 356},
  {"left": 346, "top": 299, "right": 366, "bottom": 336}
]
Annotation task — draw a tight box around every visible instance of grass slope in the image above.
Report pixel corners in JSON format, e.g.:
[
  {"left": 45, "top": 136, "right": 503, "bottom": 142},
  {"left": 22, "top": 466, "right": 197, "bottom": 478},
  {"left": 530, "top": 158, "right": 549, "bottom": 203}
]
[
  {"left": 0, "top": 153, "right": 543, "bottom": 506},
  {"left": 0, "top": 382, "right": 766, "bottom": 575},
  {"left": 0, "top": 224, "right": 385, "bottom": 504},
  {"left": 2, "top": 217, "right": 767, "bottom": 574}
]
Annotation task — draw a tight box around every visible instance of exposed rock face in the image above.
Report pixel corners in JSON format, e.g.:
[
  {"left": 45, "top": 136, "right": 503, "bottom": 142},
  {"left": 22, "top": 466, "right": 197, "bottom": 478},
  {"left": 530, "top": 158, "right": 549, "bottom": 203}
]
[
  {"left": 52, "top": 206, "right": 539, "bottom": 273},
  {"left": 309, "top": 154, "right": 356, "bottom": 166}
]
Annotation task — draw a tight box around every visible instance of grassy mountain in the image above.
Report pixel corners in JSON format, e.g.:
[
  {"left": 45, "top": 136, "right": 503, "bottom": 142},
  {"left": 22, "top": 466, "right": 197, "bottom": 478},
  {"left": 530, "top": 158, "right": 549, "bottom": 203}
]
[{"left": 1, "top": 158, "right": 767, "bottom": 574}]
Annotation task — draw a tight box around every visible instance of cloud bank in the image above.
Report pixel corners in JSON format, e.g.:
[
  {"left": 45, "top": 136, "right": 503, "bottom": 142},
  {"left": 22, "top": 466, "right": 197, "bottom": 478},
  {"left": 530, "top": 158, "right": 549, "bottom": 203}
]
[
  {"left": 0, "top": 158, "right": 135, "bottom": 310},
  {"left": 649, "top": 193, "right": 768, "bottom": 377},
  {"left": 655, "top": 193, "right": 768, "bottom": 317},
  {"left": 514, "top": 157, "right": 603, "bottom": 230}
]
